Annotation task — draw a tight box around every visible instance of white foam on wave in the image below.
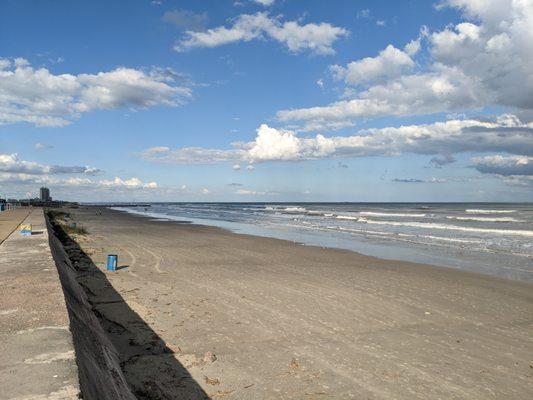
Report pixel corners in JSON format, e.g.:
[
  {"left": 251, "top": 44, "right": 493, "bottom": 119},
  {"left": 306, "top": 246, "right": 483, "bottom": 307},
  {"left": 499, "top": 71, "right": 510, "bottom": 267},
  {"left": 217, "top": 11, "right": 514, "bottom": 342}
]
[
  {"left": 336, "top": 215, "right": 360, "bottom": 221},
  {"left": 465, "top": 209, "right": 516, "bottom": 214},
  {"left": 356, "top": 217, "right": 533, "bottom": 237},
  {"left": 397, "top": 233, "right": 482, "bottom": 244},
  {"left": 282, "top": 206, "right": 307, "bottom": 213},
  {"left": 447, "top": 216, "right": 521, "bottom": 222},
  {"left": 360, "top": 211, "right": 426, "bottom": 218}
]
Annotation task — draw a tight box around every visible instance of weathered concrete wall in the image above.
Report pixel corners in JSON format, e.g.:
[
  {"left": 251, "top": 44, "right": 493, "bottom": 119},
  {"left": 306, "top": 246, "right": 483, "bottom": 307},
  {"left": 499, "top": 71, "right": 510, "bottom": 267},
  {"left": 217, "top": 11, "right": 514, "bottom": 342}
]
[
  {"left": 46, "top": 214, "right": 136, "bottom": 400},
  {"left": 0, "top": 209, "right": 80, "bottom": 400}
]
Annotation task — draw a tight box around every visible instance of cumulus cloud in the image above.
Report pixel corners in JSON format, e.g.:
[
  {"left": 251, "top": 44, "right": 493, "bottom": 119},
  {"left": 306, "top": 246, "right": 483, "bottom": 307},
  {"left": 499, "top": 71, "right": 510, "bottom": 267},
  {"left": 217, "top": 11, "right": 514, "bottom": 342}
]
[
  {"left": 0, "top": 58, "right": 192, "bottom": 126},
  {"left": 0, "top": 153, "right": 100, "bottom": 175},
  {"left": 0, "top": 154, "right": 163, "bottom": 196},
  {"left": 278, "top": 65, "right": 482, "bottom": 130},
  {"left": 174, "top": 12, "right": 348, "bottom": 55},
  {"left": 277, "top": 0, "right": 533, "bottom": 129},
  {"left": 100, "top": 177, "right": 158, "bottom": 188},
  {"left": 330, "top": 45, "right": 415, "bottom": 86},
  {"left": 0, "top": 171, "right": 157, "bottom": 190},
  {"left": 139, "top": 114, "right": 533, "bottom": 165},
  {"left": 471, "top": 155, "right": 533, "bottom": 176}
]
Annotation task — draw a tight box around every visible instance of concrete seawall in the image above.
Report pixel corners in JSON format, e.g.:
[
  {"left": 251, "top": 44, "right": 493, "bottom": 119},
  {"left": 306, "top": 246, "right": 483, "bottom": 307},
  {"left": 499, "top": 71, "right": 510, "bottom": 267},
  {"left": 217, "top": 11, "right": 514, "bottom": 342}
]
[
  {"left": 0, "top": 209, "right": 137, "bottom": 399},
  {"left": 46, "top": 213, "right": 136, "bottom": 400},
  {"left": 0, "top": 209, "right": 79, "bottom": 399}
]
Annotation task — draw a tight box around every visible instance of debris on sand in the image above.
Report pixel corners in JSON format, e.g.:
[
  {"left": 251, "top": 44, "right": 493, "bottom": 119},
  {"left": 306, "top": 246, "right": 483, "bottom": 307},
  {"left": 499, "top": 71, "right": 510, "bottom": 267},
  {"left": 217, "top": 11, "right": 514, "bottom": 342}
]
[
  {"left": 204, "top": 351, "right": 217, "bottom": 363},
  {"left": 204, "top": 376, "right": 220, "bottom": 386},
  {"left": 289, "top": 358, "right": 300, "bottom": 370}
]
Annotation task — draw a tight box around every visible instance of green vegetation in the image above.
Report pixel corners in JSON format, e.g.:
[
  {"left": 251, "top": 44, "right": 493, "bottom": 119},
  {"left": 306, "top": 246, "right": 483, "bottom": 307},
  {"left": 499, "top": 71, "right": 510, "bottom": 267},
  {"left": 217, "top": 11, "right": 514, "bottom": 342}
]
[{"left": 46, "top": 210, "right": 88, "bottom": 236}]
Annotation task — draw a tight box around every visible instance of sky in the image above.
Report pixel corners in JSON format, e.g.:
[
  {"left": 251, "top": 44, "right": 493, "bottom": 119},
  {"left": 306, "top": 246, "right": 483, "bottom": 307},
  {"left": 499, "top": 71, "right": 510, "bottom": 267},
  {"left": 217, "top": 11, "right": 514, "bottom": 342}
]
[{"left": 0, "top": 0, "right": 532, "bottom": 202}]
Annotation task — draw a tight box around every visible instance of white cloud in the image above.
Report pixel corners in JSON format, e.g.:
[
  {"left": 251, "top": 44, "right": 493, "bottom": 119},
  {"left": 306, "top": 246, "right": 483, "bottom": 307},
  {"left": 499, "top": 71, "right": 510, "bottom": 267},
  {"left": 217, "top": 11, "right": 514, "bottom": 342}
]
[
  {"left": 236, "top": 189, "right": 256, "bottom": 195},
  {"left": 201, "top": 187, "right": 210, "bottom": 194},
  {"left": 278, "top": 0, "right": 533, "bottom": 128},
  {"left": 139, "top": 115, "right": 533, "bottom": 166},
  {"left": 471, "top": 155, "right": 533, "bottom": 176},
  {"left": 0, "top": 58, "right": 192, "bottom": 127},
  {"left": 0, "top": 154, "right": 163, "bottom": 197},
  {"left": 278, "top": 65, "right": 483, "bottom": 129},
  {"left": 232, "top": 164, "right": 241, "bottom": 170},
  {"left": 235, "top": 188, "right": 277, "bottom": 195},
  {"left": 248, "top": 124, "right": 302, "bottom": 161},
  {"left": 500, "top": 175, "right": 533, "bottom": 187},
  {"left": 330, "top": 45, "right": 415, "bottom": 86},
  {"left": 252, "top": 0, "right": 275, "bottom": 6},
  {"left": 0, "top": 171, "right": 157, "bottom": 190},
  {"left": 0, "top": 153, "right": 99, "bottom": 175},
  {"left": 35, "top": 143, "right": 53, "bottom": 150},
  {"left": 139, "top": 146, "right": 244, "bottom": 164},
  {"left": 316, "top": 78, "right": 324, "bottom": 88},
  {"left": 245, "top": 117, "right": 533, "bottom": 162},
  {"left": 174, "top": 12, "right": 348, "bottom": 55},
  {"left": 100, "top": 177, "right": 158, "bottom": 188}
]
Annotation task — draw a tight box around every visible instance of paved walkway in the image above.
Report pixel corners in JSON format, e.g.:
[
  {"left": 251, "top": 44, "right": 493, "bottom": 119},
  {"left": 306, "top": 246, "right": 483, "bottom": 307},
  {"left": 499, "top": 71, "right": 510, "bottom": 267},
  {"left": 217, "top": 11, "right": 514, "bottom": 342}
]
[
  {"left": 0, "top": 208, "right": 30, "bottom": 245},
  {"left": 0, "top": 209, "right": 79, "bottom": 399}
]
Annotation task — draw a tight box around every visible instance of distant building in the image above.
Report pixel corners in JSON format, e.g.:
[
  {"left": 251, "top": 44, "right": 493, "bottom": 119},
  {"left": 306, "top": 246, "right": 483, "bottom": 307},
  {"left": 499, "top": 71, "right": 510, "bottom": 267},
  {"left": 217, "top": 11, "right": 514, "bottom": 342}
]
[{"left": 40, "top": 187, "right": 51, "bottom": 202}]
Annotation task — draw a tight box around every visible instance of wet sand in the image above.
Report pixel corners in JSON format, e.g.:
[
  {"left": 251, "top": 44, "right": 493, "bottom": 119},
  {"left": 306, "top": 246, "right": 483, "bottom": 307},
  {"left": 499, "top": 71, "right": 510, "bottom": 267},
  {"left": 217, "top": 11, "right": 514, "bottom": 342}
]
[{"left": 56, "top": 206, "right": 533, "bottom": 399}]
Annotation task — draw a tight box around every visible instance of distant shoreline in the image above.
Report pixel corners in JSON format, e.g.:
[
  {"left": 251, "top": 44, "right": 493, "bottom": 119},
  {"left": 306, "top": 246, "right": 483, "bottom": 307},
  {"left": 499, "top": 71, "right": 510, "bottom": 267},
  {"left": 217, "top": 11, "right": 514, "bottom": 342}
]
[{"left": 102, "top": 203, "right": 533, "bottom": 283}]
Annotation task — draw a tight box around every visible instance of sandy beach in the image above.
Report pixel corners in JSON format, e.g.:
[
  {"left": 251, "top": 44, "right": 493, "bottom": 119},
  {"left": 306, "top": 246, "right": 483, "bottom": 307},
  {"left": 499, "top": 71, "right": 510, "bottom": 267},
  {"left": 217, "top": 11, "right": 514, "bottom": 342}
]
[{"left": 49, "top": 206, "right": 533, "bottom": 399}]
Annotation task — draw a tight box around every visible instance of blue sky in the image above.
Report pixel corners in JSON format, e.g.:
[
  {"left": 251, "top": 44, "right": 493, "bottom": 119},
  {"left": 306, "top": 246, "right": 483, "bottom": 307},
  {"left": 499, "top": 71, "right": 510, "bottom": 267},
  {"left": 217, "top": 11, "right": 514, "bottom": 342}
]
[{"left": 1, "top": 0, "right": 532, "bottom": 201}]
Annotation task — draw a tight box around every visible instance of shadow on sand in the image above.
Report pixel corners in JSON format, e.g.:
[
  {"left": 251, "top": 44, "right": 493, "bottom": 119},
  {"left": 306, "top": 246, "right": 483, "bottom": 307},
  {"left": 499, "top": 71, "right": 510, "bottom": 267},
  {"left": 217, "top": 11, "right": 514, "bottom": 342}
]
[{"left": 49, "top": 219, "right": 210, "bottom": 400}]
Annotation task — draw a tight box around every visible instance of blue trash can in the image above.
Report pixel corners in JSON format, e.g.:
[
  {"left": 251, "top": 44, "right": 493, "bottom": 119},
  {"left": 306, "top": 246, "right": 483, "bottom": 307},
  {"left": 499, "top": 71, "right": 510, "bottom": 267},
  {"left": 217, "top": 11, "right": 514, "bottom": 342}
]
[{"left": 107, "top": 255, "right": 118, "bottom": 271}]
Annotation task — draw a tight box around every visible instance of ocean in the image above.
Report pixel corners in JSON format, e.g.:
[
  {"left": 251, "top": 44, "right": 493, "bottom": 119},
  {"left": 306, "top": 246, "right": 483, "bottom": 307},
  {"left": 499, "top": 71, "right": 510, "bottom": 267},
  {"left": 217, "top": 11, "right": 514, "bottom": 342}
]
[{"left": 111, "top": 203, "right": 533, "bottom": 282}]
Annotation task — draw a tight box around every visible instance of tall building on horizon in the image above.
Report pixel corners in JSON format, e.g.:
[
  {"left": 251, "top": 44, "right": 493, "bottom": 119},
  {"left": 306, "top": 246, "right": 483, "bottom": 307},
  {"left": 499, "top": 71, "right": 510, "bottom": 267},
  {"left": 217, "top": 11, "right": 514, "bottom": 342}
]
[{"left": 40, "top": 186, "right": 51, "bottom": 202}]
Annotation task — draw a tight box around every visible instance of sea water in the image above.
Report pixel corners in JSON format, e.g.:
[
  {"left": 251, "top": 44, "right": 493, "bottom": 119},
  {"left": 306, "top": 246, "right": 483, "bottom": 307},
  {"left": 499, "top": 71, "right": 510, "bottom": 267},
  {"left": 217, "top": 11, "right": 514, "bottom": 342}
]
[{"left": 110, "top": 203, "right": 533, "bottom": 282}]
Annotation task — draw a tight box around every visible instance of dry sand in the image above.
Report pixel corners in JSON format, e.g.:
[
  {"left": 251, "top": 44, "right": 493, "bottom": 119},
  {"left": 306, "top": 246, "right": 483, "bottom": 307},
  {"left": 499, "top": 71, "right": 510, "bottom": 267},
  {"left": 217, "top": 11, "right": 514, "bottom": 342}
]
[{"left": 53, "top": 206, "right": 533, "bottom": 399}]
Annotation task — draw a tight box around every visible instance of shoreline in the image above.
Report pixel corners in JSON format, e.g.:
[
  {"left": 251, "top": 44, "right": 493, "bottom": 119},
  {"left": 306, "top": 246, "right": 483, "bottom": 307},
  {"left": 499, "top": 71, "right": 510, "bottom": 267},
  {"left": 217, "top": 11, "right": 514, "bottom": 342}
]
[
  {"left": 53, "top": 205, "right": 533, "bottom": 399},
  {"left": 110, "top": 205, "right": 533, "bottom": 285}
]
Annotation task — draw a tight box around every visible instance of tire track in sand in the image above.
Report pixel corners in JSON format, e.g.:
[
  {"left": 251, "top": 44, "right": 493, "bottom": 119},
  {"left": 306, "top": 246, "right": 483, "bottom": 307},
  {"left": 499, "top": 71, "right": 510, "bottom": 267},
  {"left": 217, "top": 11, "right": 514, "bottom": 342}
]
[
  {"left": 130, "top": 242, "right": 164, "bottom": 273},
  {"left": 123, "top": 248, "right": 139, "bottom": 277}
]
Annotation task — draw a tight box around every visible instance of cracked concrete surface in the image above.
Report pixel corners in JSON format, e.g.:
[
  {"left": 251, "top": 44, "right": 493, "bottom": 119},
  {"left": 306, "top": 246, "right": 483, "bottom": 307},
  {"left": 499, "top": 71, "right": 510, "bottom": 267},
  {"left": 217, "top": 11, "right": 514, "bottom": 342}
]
[{"left": 0, "top": 209, "right": 80, "bottom": 400}]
